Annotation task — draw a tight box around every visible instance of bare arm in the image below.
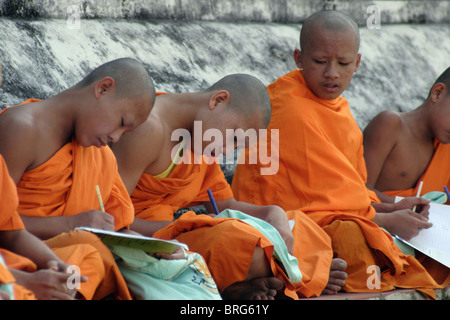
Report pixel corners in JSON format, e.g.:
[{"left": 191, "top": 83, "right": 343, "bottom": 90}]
[
  {"left": 129, "top": 218, "right": 172, "bottom": 237},
  {"left": 363, "top": 111, "right": 402, "bottom": 203},
  {"left": 0, "top": 229, "right": 69, "bottom": 270}
]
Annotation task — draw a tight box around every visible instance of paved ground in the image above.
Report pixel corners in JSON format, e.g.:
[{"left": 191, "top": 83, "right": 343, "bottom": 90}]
[{"left": 301, "top": 286, "right": 450, "bottom": 300}]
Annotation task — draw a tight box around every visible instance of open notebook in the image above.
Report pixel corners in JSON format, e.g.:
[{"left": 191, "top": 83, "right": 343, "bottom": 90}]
[
  {"left": 393, "top": 198, "right": 450, "bottom": 268},
  {"left": 76, "top": 227, "right": 189, "bottom": 254}
]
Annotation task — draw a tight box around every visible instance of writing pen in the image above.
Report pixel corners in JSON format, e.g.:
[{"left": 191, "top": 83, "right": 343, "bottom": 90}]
[
  {"left": 412, "top": 181, "right": 423, "bottom": 212},
  {"left": 444, "top": 186, "right": 450, "bottom": 203},
  {"left": 207, "top": 189, "right": 220, "bottom": 216},
  {"left": 96, "top": 185, "right": 105, "bottom": 212}
]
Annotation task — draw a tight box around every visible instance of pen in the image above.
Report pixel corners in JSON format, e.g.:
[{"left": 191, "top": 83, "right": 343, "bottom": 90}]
[
  {"left": 444, "top": 186, "right": 450, "bottom": 203},
  {"left": 412, "top": 181, "right": 423, "bottom": 212},
  {"left": 207, "top": 189, "right": 220, "bottom": 215},
  {"left": 96, "top": 185, "right": 105, "bottom": 212}
]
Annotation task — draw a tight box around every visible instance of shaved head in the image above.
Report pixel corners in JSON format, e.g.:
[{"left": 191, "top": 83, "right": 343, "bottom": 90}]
[
  {"left": 431, "top": 67, "right": 450, "bottom": 96},
  {"left": 205, "top": 74, "right": 271, "bottom": 127},
  {"left": 300, "top": 10, "right": 360, "bottom": 52},
  {"left": 76, "top": 58, "right": 156, "bottom": 100}
]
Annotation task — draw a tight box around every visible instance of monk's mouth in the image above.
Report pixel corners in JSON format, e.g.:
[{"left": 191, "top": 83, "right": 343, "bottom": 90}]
[{"left": 322, "top": 83, "right": 339, "bottom": 92}]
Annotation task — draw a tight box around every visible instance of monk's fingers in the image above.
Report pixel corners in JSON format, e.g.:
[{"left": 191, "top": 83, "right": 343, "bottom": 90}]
[
  {"left": 409, "top": 211, "right": 433, "bottom": 227},
  {"left": 328, "top": 271, "right": 347, "bottom": 287},
  {"left": 49, "top": 289, "right": 76, "bottom": 300},
  {"left": 330, "top": 258, "right": 347, "bottom": 272}
]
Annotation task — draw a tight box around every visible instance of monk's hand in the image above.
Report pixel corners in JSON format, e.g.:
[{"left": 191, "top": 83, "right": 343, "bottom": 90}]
[
  {"left": 70, "top": 210, "right": 115, "bottom": 231},
  {"left": 379, "top": 209, "right": 433, "bottom": 241},
  {"left": 48, "top": 260, "right": 88, "bottom": 285},
  {"left": 392, "top": 196, "right": 431, "bottom": 220},
  {"left": 154, "top": 247, "right": 186, "bottom": 260},
  {"left": 14, "top": 269, "right": 78, "bottom": 300}
]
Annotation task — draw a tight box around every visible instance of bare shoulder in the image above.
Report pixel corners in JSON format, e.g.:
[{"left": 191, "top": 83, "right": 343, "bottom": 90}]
[
  {"left": 0, "top": 107, "right": 39, "bottom": 181},
  {"left": 364, "top": 110, "right": 404, "bottom": 140},
  {"left": 111, "top": 115, "right": 165, "bottom": 170}
]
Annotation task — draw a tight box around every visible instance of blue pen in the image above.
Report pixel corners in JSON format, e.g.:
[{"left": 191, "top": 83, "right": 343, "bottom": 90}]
[
  {"left": 444, "top": 186, "right": 450, "bottom": 202},
  {"left": 207, "top": 189, "right": 220, "bottom": 215}
]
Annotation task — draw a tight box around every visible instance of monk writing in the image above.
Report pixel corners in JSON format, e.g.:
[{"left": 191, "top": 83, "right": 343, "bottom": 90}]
[
  {"left": 0, "top": 58, "right": 155, "bottom": 299},
  {"left": 363, "top": 67, "right": 450, "bottom": 284},
  {"left": 0, "top": 61, "right": 88, "bottom": 300},
  {"left": 111, "top": 74, "right": 347, "bottom": 299},
  {"left": 232, "top": 11, "right": 446, "bottom": 297}
]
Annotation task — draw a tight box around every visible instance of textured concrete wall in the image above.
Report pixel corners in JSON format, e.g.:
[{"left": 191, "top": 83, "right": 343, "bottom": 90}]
[{"left": 0, "top": 0, "right": 449, "bottom": 24}]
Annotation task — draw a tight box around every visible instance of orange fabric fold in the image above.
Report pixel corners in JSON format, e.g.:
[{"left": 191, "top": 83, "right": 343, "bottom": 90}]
[
  {"left": 154, "top": 210, "right": 332, "bottom": 299},
  {"left": 0, "top": 155, "right": 25, "bottom": 231},
  {"left": 135, "top": 147, "right": 332, "bottom": 297},
  {"left": 232, "top": 69, "right": 445, "bottom": 297},
  {"left": 383, "top": 140, "right": 450, "bottom": 203},
  {"left": 132, "top": 150, "right": 233, "bottom": 221}
]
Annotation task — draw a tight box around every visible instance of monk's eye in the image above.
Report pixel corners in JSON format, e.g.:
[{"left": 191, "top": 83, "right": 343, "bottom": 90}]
[
  {"left": 339, "top": 62, "right": 350, "bottom": 66},
  {"left": 313, "top": 59, "right": 326, "bottom": 64}
]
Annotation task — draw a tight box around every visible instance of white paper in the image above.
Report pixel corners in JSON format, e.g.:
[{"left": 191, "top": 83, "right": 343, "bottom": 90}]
[{"left": 394, "top": 198, "right": 450, "bottom": 268}]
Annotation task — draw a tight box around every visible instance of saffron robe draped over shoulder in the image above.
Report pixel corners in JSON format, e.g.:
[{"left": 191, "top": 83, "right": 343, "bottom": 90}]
[
  {"left": 134, "top": 149, "right": 333, "bottom": 298},
  {"left": 0, "top": 101, "right": 134, "bottom": 300},
  {"left": 132, "top": 150, "right": 233, "bottom": 221},
  {"left": 0, "top": 154, "right": 35, "bottom": 300},
  {"left": 232, "top": 70, "right": 446, "bottom": 297},
  {"left": 383, "top": 140, "right": 450, "bottom": 203}
]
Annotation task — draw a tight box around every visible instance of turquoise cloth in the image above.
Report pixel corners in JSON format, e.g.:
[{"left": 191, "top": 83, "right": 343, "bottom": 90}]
[
  {"left": 0, "top": 254, "right": 14, "bottom": 300},
  {"left": 109, "top": 245, "right": 222, "bottom": 300},
  {"left": 215, "top": 209, "right": 302, "bottom": 284},
  {"left": 422, "top": 191, "right": 447, "bottom": 204}
]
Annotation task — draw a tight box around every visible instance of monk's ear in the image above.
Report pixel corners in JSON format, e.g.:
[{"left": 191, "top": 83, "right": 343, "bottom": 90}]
[
  {"left": 94, "top": 77, "right": 116, "bottom": 99},
  {"left": 209, "top": 90, "right": 230, "bottom": 110},
  {"left": 429, "top": 83, "right": 446, "bottom": 103},
  {"left": 294, "top": 49, "right": 303, "bottom": 70},
  {"left": 354, "top": 53, "right": 362, "bottom": 72}
]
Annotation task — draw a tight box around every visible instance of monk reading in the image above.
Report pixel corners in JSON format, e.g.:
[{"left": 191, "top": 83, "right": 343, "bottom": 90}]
[
  {"left": 0, "top": 58, "right": 155, "bottom": 299},
  {"left": 363, "top": 67, "right": 450, "bottom": 284},
  {"left": 111, "top": 73, "right": 347, "bottom": 299},
  {"left": 231, "top": 10, "right": 447, "bottom": 297}
]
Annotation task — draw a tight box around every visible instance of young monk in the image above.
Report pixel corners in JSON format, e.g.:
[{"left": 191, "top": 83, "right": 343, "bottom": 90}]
[
  {"left": 363, "top": 67, "right": 450, "bottom": 284},
  {"left": 111, "top": 73, "right": 347, "bottom": 299},
  {"left": 363, "top": 67, "right": 450, "bottom": 203},
  {"left": 231, "top": 10, "right": 447, "bottom": 297},
  {"left": 0, "top": 58, "right": 156, "bottom": 299},
  {"left": 0, "top": 61, "right": 88, "bottom": 300}
]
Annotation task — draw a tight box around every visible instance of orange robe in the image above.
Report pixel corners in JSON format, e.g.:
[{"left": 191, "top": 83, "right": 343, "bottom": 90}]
[
  {"left": 0, "top": 101, "right": 134, "bottom": 300},
  {"left": 232, "top": 69, "right": 446, "bottom": 297},
  {"left": 383, "top": 140, "right": 450, "bottom": 203},
  {"left": 134, "top": 150, "right": 333, "bottom": 298},
  {"left": 0, "top": 154, "right": 35, "bottom": 300}
]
